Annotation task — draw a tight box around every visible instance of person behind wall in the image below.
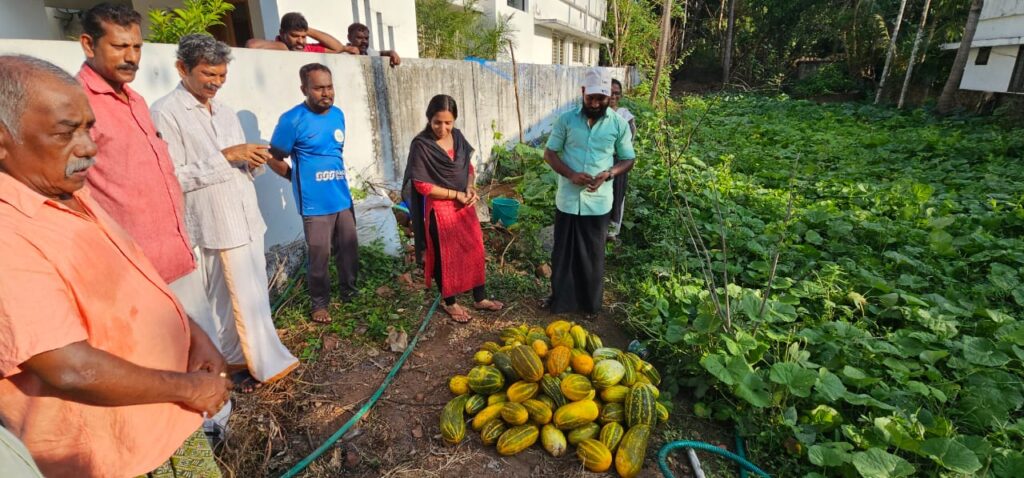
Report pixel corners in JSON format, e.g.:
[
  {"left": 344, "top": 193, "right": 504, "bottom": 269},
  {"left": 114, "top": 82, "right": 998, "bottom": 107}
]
[
  {"left": 542, "top": 68, "right": 637, "bottom": 318},
  {"left": 245, "top": 12, "right": 346, "bottom": 53},
  {"left": 267, "top": 63, "right": 359, "bottom": 325},
  {"left": 608, "top": 78, "right": 637, "bottom": 239},
  {"left": 401, "top": 95, "right": 504, "bottom": 323},
  {"left": 344, "top": 22, "right": 402, "bottom": 66},
  {"left": 0, "top": 54, "right": 231, "bottom": 478},
  {"left": 151, "top": 34, "right": 300, "bottom": 394}
]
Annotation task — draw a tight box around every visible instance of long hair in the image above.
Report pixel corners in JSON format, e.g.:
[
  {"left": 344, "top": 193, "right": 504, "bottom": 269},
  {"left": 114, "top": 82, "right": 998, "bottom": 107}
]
[{"left": 422, "top": 94, "right": 458, "bottom": 136}]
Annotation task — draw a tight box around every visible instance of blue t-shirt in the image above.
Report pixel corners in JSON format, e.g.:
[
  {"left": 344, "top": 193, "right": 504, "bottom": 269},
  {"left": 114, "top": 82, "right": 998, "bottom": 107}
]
[{"left": 271, "top": 103, "right": 352, "bottom": 216}]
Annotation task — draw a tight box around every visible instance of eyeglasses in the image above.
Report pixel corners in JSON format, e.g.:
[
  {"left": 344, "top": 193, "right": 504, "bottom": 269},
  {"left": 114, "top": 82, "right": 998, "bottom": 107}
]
[{"left": 610, "top": 92, "right": 622, "bottom": 97}]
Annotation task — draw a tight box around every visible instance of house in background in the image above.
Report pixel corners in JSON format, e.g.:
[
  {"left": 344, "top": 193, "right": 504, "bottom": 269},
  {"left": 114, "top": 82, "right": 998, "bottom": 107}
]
[
  {"left": 452, "top": 0, "right": 610, "bottom": 66},
  {"left": 0, "top": 0, "right": 419, "bottom": 56},
  {"left": 942, "top": 0, "right": 1024, "bottom": 94}
]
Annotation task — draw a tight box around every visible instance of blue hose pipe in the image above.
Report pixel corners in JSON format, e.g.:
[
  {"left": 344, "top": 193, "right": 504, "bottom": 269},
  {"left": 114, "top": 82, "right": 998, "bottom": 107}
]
[{"left": 658, "top": 440, "right": 770, "bottom": 478}]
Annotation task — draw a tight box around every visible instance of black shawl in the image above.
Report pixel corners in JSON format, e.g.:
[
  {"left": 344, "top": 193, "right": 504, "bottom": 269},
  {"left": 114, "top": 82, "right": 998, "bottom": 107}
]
[{"left": 401, "top": 128, "right": 475, "bottom": 262}]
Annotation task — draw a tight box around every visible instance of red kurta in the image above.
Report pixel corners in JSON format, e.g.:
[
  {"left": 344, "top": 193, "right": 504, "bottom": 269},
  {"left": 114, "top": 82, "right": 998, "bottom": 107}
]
[{"left": 414, "top": 152, "right": 486, "bottom": 297}]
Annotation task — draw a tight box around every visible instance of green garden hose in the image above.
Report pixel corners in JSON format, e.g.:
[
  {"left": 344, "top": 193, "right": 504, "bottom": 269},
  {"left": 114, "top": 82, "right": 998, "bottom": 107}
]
[
  {"left": 658, "top": 439, "right": 770, "bottom": 478},
  {"left": 279, "top": 294, "right": 442, "bottom": 478}
]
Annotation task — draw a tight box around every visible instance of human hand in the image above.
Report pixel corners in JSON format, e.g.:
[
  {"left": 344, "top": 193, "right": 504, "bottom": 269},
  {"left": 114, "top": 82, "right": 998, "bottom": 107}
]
[
  {"left": 388, "top": 51, "right": 402, "bottom": 67},
  {"left": 187, "top": 325, "right": 227, "bottom": 375},
  {"left": 223, "top": 144, "right": 272, "bottom": 170},
  {"left": 342, "top": 45, "right": 361, "bottom": 55},
  {"left": 587, "top": 171, "right": 611, "bottom": 192},
  {"left": 183, "top": 371, "right": 233, "bottom": 417},
  {"left": 569, "top": 171, "right": 593, "bottom": 186},
  {"left": 463, "top": 188, "right": 479, "bottom": 206}
]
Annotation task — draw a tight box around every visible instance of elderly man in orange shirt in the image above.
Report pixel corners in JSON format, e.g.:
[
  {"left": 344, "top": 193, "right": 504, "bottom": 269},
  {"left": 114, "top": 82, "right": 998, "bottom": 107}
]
[{"left": 0, "top": 55, "right": 232, "bottom": 477}]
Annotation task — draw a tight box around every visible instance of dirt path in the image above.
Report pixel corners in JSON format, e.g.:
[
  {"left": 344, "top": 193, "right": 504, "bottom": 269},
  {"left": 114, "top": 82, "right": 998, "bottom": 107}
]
[{"left": 219, "top": 287, "right": 732, "bottom": 478}]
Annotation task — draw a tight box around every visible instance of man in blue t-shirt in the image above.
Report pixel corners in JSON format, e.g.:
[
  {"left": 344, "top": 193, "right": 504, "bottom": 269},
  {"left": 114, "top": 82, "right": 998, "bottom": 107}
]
[{"left": 268, "top": 63, "right": 358, "bottom": 324}]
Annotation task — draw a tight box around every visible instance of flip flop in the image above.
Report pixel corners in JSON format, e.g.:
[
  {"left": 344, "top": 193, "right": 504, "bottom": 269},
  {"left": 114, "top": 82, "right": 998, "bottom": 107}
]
[
  {"left": 443, "top": 303, "right": 472, "bottom": 323},
  {"left": 231, "top": 371, "right": 261, "bottom": 394},
  {"left": 311, "top": 308, "right": 331, "bottom": 324},
  {"left": 474, "top": 299, "right": 504, "bottom": 312}
]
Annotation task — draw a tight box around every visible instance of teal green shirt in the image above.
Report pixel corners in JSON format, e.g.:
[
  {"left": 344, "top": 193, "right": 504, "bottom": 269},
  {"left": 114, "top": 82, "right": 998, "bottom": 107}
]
[{"left": 546, "top": 107, "right": 636, "bottom": 216}]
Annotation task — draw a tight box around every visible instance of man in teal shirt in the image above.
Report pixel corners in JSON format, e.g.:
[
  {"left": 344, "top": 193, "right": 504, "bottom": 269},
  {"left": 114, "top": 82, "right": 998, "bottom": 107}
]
[{"left": 543, "top": 69, "right": 636, "bottom": 316}]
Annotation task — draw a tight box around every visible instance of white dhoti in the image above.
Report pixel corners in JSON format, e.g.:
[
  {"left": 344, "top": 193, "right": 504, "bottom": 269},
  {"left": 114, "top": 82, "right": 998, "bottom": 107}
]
[{"left": 200, "top": 235, "right": 299, "bottom": 383}]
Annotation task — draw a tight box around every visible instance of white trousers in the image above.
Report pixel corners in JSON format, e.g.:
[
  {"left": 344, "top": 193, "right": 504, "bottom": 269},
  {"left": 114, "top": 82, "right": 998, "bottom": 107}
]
[{"left": 200, "top": 236, "right": 299, "bottom": 383}]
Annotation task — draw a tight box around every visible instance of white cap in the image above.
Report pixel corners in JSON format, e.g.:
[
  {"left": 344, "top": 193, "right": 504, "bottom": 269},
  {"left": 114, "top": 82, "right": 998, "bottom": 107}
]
[{"left": 582, "top": 68, "right": 611, "bottom": 97}]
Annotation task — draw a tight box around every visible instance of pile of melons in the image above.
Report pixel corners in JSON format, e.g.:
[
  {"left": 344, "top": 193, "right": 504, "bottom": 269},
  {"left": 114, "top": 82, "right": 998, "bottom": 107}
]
[{"left": 439, "top": 320, "right": 668, "bottom": 477}]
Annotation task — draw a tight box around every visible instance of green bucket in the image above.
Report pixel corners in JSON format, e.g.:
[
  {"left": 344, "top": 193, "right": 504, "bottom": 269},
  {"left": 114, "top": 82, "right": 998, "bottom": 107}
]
[{"left": 491, "top": 197, "right": 521, "bottom": 227}]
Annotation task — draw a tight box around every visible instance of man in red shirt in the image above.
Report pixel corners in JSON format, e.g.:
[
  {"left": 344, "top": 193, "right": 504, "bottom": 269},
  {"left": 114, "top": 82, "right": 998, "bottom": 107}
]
[
  {"left": 246, "top": 12, "right": 348, "bottom": 53},
  {"left": 75, "top": 2, "right": 234, "bottom": 433}
]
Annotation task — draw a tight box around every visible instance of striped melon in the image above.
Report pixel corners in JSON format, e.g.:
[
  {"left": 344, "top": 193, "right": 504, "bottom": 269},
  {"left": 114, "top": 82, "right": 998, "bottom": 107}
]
[
  {"left": 501, "top": 402, "right": 529, "bottom": 425},
  {"left": 625, "top": 384, "right": 657, "bottom": 427},
  {"left": 522, "top": 399, "right": 553, "bottom": 425},
  {"left": 472, "top": 403, "right": 504, "bottom": 431},
  {"left": 496, "top": 424, "right": 539, "bottom": 456},
  {"left": 599, "top": 402, "right": 625, "bottom": 424},
  {"left": 615, "top": 424, "right": 651, "bottom": 478},
  {"left": 553, "top": 399, "right": 599, "bottom": 430},
  {"left": 560, "top": 374, "right": 594, "bottom": 401},
  {"left": 600, "top": 422, "right": 625, "bottom": 452},
  {"left": 540, "top": 424, "right": 567, "bottom": 457},
  {"left": 506, "top": 381, "right": 539, "bottom": 403},
  {"left": 509, "top": 345, "right": 545, "bottom": 382},
  {"left": 567, "top": 422, "right": 600, "bottom": 446},
  {"left": 440, "top": 395, "right": 469, "bottom": 444},
  {"left": 480, "top": 419, "right": 506, "bottom": 446},
  {"left": 600, "top": 385, "right": 630, "bottom": 403},
  {"left": 464, "top": 394, "right": 487, "bottom": 415},
  {"left": 546, "top": 345, "right": 571, "bottom": 376},
  {"left": 569, "top": 325, "right": 588, "bottom": 350},
  {"left": 467, "top": 365, "right": 505, "bottom": 395},
  {"left": 577, "top": 438, "right": 613, "bottom": 472},
  {"left": 592, "top": 359, "right": 626, "bottom": 389},
  {"left": 540, "top": 375, "right": 567, "bottom": 408}
]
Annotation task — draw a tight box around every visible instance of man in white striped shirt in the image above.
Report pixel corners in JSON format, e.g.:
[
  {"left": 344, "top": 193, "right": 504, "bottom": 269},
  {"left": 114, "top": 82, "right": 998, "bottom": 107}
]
[{"left": 151, "top": 34, "right": 298, "bottom": 396}]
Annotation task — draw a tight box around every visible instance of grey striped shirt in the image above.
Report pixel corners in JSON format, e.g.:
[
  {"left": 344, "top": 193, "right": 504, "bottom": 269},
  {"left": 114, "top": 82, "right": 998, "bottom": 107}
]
[{"left": 151, "top": 84, "right": 266, "bottom": 250}]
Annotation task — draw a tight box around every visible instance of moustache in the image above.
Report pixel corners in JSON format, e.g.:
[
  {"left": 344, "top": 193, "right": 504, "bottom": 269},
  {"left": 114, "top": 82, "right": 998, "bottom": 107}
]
[
  {"left": 203, "top": 83, "right": 221, "bottom": 93},
  {"left": 65, "top": 157, "right": 96, "bottom": 177},
  {"left": 116, "top": 63, "right": 139, "bottom": 72}
]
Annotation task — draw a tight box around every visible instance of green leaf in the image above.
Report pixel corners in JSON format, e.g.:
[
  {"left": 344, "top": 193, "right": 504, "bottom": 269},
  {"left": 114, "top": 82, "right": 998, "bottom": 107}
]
[
  {"left": 700, "top": 354, "right": 735, "bottom": 385},
  {"left": 808, "top": 442, "right": 853, "bottom": 467},
  {"left": 989, "top": 263, "right": 1021, "bottom": 291},
  {"left": 769, "top": 362, "right": 817, "bottom": 397},
  {"left": 920, "top": 437, "right": 982, "bottom": 474},
  {"left": 814, "top": 368, "right": 847, "bottom": 401},
  {"left": 962, "top": 336, "right": 1011, "bottom": 367},
  {"left": 851, "top": 448, "right": 916, "bottom": 478},
  {"left": 805, "top": 229, "right": 823, "bottom": 245},
  {"left": 928, "top": 229, "right": 955, "bottom": 255},
  {"left": 735, "top": 370, "right": 772, "bottom": 408}
]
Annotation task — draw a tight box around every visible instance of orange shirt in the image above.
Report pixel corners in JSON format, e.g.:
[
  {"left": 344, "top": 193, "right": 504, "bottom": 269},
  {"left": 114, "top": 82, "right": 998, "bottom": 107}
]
[
  {"left": 0, "top": 173, "right": 202, "bottom": 478},
  {"left": 76, "top": 64, "right": 195, "bottom": 283}
]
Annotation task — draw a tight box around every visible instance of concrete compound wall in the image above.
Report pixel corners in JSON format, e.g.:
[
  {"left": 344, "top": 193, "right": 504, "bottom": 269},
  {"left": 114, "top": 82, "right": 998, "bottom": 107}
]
[{"left": 0, "top": 39, "right": 627, "bottom": 252}]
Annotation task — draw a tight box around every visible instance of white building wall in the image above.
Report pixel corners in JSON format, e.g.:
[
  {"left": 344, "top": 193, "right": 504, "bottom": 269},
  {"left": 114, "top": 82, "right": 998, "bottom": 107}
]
[
  {"left": 0, "top": 0, "right": 52, "bottom": 40},
  {"left": 471, "top": 0, "right": 606, "bottom": 66},
  {"left": 961, "top": 45, "right": 1020, "bottom": 93}
]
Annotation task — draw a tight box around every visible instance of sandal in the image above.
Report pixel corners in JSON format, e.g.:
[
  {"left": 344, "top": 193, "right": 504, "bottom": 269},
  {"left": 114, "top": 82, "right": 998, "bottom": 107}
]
[
  {"left": 442, "top": 303, "right": 472, "bottom": 323},
  {"left": 311, "top": 308, "right": 332, "bottom": 324},
  {"left": 474, "top": 299, "right": 504, "bottom": 312},
  {"left": 231, "top": 371, "right": 261, "bottom": 394}
]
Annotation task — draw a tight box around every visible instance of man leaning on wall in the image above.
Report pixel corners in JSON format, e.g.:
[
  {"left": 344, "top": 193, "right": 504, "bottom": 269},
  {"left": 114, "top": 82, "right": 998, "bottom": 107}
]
[
  {"left": 246, "top": 12, "right": 346, "bottom": 53},
  {"left": 343, "top": 22, "right": 401, "bottom": 66}
]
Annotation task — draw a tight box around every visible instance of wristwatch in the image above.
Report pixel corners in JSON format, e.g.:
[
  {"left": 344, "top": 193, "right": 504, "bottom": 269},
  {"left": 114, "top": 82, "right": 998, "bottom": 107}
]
[{"left": 605, "top": 168, "right": 615, "bottom": 179}]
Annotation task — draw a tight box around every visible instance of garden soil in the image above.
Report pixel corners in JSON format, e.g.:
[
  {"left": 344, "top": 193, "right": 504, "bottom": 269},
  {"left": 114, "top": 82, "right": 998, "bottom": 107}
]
[{"left": 218, "top": 289, "right": 733, "bottom": 478}]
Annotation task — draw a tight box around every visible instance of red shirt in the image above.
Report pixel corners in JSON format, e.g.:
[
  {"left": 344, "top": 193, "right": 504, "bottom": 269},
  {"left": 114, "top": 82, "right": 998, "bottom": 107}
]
[
  {"left": 76, "top": 64, "right": 195, "bottom": 283},
  {"left": 275, "top": 36, "right": 327, "bottom": 53}
]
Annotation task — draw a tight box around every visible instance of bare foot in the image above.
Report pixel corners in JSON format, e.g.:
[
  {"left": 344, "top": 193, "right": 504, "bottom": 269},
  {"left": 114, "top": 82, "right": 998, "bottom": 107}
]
[
  {"left": 474, "top": 299, "right": 504, "bottom": 312},
  {"left": 442, "top": 303, "right": 472, "bottom": 323},
  {"left": 311, "top": 308, "right": 331, "bottom": 324}
]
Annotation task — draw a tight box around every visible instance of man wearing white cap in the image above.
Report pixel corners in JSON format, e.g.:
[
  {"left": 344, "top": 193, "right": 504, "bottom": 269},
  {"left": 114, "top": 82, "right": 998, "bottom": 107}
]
[{"left": 542, "top": 68, "right": 636, "bottom": 317}]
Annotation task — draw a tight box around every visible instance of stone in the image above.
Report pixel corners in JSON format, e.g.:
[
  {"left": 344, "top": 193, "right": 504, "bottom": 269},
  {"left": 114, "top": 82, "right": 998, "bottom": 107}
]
[{"left": 538, "top": 225, "right": 555, "bottom": 254}]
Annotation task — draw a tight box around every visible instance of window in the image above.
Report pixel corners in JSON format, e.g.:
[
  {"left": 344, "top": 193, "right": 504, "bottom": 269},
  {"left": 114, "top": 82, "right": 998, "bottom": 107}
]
[
  {"left": 591, "top": 44, "right": 598, "bottom": 65},
  {"left": 208, "top": 0, "right": 253, "bottom": 47},
  {"left": 1010, "top": 45, "right": 1024, "bottom": 93},
  {"left": 552, "top": 36, "right": 564, "bottom": 64},
  {"left": 975, "top": 46, "right": 992, "bottom": 65},
  {"left": 507, "top": 0, "right": 527, "bottom": 11},
  {"left": 573, "top": 41, "right": 583, "bottom": 64}
]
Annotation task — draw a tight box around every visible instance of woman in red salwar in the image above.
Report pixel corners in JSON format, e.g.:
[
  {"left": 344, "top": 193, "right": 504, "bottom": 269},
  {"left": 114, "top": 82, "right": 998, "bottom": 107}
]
[{"left": 401, "top": 95, "right": 503, "bottom": 322}]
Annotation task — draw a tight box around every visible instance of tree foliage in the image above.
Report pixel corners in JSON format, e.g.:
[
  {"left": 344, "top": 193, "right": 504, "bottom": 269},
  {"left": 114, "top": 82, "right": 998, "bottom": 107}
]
[
  {"left": 415, "top": 0, "right": 516, "bottom": 60},
  {"left": 146, "top": 0, "right": 234, "bottom": 44}
]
